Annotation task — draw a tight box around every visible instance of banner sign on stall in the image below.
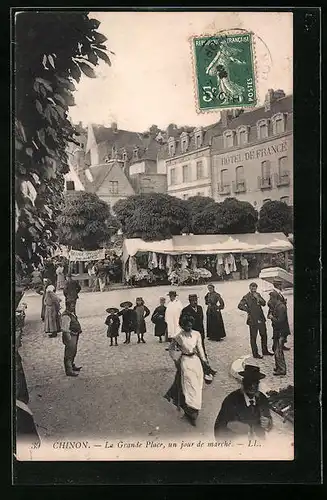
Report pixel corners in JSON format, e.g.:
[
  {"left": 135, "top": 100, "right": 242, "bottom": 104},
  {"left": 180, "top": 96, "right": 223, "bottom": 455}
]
[{"left": 69, "top": 249, "right": 106, "bottom": 262}]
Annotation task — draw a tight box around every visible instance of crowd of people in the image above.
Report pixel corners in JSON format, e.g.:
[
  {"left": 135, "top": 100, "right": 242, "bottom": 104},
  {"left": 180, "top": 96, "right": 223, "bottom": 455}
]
[{"left": 36, "top": 275, "right": 291, "bottom": 437}]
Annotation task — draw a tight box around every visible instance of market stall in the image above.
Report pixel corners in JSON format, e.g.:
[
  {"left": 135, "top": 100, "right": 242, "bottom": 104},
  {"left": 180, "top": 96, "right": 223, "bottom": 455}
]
[{"left": 122, "top": 233, "right": 293, "bottom": 286}]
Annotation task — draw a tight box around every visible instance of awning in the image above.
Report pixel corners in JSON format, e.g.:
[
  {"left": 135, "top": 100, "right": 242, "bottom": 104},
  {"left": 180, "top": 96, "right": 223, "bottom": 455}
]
[{"left": 122, "top": 232, "right": 293, "bottom": 262}]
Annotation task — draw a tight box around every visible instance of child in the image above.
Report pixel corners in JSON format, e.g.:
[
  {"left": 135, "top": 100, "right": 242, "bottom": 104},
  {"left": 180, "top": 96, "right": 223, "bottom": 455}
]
[
  {"left": 105, "top": 307, "right": 120, "bottom": 346},
  {"left": 118, "top": 301, "right": 136, "bottom": 344},
  {"left": 151, "top": 297, "right": 167, "bottom": 343},
  {"left": 134, "top": 297, "right": 150, "bottom": 344}
]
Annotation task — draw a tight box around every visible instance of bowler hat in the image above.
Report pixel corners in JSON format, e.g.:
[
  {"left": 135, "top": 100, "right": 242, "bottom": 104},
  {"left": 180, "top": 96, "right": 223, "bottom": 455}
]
[
  {"left": 189, "top": 294, "right": 198, "bottom": 300},
  {"left": 106, "top": 307, "right": 119, "bottom": 314},
  {"left": 120, "top": 301, "right": 133, "bottom": 308},
  {"left": 238, "top": 364, "right": 266, "bottom": 380},
  {"left": 167, "top": 290, "right": 177, "bottom": 296},
  {"left": 269, "top": 291, "right": 280, "bottom": 299}
]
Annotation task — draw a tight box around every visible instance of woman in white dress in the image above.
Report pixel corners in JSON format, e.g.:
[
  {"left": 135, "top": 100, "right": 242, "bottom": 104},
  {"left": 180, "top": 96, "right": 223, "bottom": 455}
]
[{"left": 164, "top": 314, "right": 209, "bottom": 426}]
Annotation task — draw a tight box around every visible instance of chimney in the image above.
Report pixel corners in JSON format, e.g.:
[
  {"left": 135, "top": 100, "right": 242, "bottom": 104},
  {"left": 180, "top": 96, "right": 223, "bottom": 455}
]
[
  {"left": 111, "top": 122, "right": 118, "bottom": 133},
  {"left": 264, "top": 89, "right": 274, "bottom": 111},
  {"left": 274, "top": 89, "right": 286, "bottom": 100},
  {"left": 221, "top": 110, "right": 229, "bottom": 128}
]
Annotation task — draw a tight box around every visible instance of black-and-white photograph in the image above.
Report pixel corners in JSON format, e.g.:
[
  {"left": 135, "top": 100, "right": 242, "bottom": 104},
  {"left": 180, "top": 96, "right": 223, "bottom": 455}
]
[{"left": 14, "top": 10, "right": 294, "bottom": 461}]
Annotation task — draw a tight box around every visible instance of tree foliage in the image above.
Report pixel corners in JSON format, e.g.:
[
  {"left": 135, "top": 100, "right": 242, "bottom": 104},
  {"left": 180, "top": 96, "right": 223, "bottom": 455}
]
[
  {"left": 257, "top": 200, "right": 293, "bottom": 235},
  {"left": 56, "top": 192, "right": 118, "bottom": 250},
  {"left": 113, "top": 194, "right": 189, "bottom": 241},
  {"left": 15, "top": 12, "right": 112, "bottom": 271},
  {"left": 192, "top": 198, "right": 258, "bottom": 235},
  {"left": 185, "top": 196, "right": 216, "bottom": 233}
]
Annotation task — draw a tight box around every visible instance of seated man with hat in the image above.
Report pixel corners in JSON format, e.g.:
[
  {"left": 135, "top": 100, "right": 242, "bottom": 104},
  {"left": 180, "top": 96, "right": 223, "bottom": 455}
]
[{"left": 214, "top": 365, "right": 272, "bottom": 440}]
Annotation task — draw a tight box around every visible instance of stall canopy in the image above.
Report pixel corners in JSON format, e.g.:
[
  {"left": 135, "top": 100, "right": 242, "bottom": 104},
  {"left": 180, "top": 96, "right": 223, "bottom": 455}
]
[{"left": 123, "top": 233, "right": 293, "bottom": 263}]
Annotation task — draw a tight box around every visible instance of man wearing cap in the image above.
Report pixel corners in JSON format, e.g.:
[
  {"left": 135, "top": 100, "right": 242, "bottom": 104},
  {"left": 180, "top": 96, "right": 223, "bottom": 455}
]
[
  {"left": 165, "top": 291, "right": 183, "bottom": 344},
  {"left": 214, "top": 365, "right": 273, "bottom": 440},
  {"left": 267, "top": 291, "right": 290, "bottom": 376},
  {"left": 267, "top": 279, "right": 291, "bottom": 351},
  {"left": 238, "top": 283, "right": 273, "bottom": 359},
  {"left": 180, "top": 294, "right": 206, "bottom": 356},
  {"left": 63, "top": 273, "right": 81, "bottom": 314},
  {"left": 61, "top": 302, "right": 83, "bottom": 377}
]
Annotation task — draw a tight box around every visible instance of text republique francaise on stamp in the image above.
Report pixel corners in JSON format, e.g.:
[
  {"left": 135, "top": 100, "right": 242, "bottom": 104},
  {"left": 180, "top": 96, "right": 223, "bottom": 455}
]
[{"left": 192, "top": 33, "right": 257, "bottom": 111}]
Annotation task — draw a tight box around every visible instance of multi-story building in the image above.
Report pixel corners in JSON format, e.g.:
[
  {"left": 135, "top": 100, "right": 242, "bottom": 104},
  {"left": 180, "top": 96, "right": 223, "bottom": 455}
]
[
  {"left": 157, "top": 123, "right": 223, "bottom": 200},
  {"left": 66, "top": 122, "right": 167, "bottom": 204},
  {"left": 211, "top": 90, "right": 293, "bottom": 209}
]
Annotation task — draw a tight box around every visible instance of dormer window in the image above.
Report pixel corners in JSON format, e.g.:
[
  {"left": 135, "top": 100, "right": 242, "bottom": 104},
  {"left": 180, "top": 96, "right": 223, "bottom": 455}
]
[
  {"left": 122, "top": 150, "right": 128, "bottom": 161},
  {"left": 194, "top": 127, "right": 203, "bottom": 148},
  {"left": 223, "top": 130, "right": 235, "bottom": 149},
  {"left": 236, "top": 126, "right": 249, "bottom": 146},
  {"left": 168, "top": 137, "right": 176, "bottom": 157},
  {"left": 257, "top": 119, "right": 269, "bottom": 140},
  {"left": 272, "top": 113, "right": 286, "bottom": 135},
  {"left": 133, "top": 147, "right": 139, "bottom": 160},
  {"left": 180, "top": 131, "right": 189, "bottom": 153}
]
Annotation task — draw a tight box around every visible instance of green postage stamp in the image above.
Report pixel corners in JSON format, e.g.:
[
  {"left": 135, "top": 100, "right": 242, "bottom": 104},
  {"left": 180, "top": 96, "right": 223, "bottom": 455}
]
[{"left": 192, "top": 32, "right": 257, "bottom": 111}]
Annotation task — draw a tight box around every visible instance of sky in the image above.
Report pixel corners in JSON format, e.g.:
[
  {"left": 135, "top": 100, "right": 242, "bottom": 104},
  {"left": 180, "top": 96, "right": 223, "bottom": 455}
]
[{"left": 69, "top": 11, "right": 293, "bottom": 132}]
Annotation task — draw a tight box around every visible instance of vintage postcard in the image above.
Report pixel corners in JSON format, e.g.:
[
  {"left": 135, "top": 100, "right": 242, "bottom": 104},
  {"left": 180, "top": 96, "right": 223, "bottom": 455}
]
[{"left": 14, "top": 10, "right": 294, "bottom": 463}]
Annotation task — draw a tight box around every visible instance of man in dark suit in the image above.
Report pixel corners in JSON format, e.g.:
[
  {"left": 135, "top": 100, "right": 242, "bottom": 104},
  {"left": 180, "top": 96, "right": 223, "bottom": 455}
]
[
  {"left": 238, "top": 283, "right": 273, "bottom": 359},
  {"left": 181, "top": 294, "right": 206, "bottom": 356},
  {"left": 63, "top": 273, "right": 81, "bottom": 314},
  {"left": 267, "top": 291, "right": 290, "bottom": 376},
  {"left": 267, "top": 278, "right": 291, "bottom": 351},
  {"left": 214, "top": 365, "right": 273, "bottom": 440}
]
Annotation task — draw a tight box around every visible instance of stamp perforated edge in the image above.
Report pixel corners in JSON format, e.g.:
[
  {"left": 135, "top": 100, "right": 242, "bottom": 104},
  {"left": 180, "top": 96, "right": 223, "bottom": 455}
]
[{"left": 189, "top": 29, "right": 260, "bottom": 115}]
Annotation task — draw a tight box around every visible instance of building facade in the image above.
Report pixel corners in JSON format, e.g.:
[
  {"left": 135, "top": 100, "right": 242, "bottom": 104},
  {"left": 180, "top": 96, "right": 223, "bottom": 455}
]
[
  {"left": 157, "top": 124, "right": 223, "bottom": 200},
  {"left": 211, "top": 91, "right": 293, "bottom": 209}
]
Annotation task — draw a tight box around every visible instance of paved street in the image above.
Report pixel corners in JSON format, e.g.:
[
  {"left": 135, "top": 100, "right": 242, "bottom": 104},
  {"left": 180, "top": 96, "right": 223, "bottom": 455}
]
[{"left": 19, "top": 279, "right": 294, "bottom": 443}]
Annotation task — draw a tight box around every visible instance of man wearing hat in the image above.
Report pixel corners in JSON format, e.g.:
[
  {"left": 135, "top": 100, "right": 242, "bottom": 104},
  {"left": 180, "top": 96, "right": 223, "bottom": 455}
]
[
  {"left": 238, "top": 283, "right": 273, "bottom": 359},
  {"left": 267, "top": 278, "right": 291, "bottom": 351},
  {"left": 180, "top": 294, "right": 206, "bottom": 356},
  {"left": 214, "top": 365, "right": 273, "bottom": 440},
  {"left": 165, "top": 290, "right": 183, "bottom": 344},
  {"left": 61, "top": 301, "right": 83, "bottom": 377},
  {"left": 267, "top": 291, "right": 290, "bottom": 376}
]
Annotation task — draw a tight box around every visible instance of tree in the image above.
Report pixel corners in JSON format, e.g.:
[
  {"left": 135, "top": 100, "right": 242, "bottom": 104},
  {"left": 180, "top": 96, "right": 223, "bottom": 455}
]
[
  {"left": 113, "top": 193, "right": 189, "bottom": 241},
  {"left": 185, "top": 196, "right": 216, "bottom": 233},
  {"left": 192, "top": 197, "right": 258, "bottom": 234},
  {"left": 56, "top": 192, "right": 118, "bottom": 250},
  {"left": 258, "top": 200, "right": 293, "bottom": 235},
  {"left": 15, "top": 12, "right": 112, "bottom": 274}
]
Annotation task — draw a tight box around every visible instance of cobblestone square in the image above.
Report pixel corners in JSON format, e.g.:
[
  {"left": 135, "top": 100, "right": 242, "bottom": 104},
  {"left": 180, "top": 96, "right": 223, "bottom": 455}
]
[{"left": 20, "top": 279, "right": 294, "bottom": 443}]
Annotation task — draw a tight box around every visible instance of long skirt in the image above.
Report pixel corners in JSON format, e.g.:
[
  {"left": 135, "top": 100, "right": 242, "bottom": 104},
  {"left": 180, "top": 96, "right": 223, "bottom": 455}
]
[
  {"left": 206, "top": 308, "right": 226, "bottom": 341},
  {"left": 44, "top": 305, "right": 61, "bottom": 334},
  {"left": 164, "top": 355, "right": 203, "bottom": 421}
]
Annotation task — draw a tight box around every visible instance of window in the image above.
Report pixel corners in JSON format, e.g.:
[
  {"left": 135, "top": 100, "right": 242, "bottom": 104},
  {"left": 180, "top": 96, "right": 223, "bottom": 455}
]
[
  {"left": 223, "top": 131, "right": 234, "bottom": 148},
  {"left": 221, "top": 169, "right": 229, "bottom": 186},
  {"left": 263, "top": 199, "right": 271, "bottom": 204},
  {"left": 237, "top": 126, "right": 249, "bottom": 146},
  {"left": 122, "top": 151, "right": 127, "bottom": 161},
  {"left": 66, "top": 180, "right": 75, "bottom": 191},
  {"left": 168, "top": 138, "right": 176, "bottom": 157},
  {"left": 257, "top": 119, "right": 269, "bottom": 139},
  {"left": 272, "top": 113, "right": 286, "bottom": 135},
  {"left": 261, "top": 160, "right": 271, "bottom": 180},
  {"left": 181, "top": 139, "right": 187, "bottom": 153},
  {"left": 235, "top": 165, "right": 244, "bottom": 183},
  {"left": 109, "top": 181, "right": 119, "bottom": 194},
  {"left": 196, "top": 161, "right": 204, "bottom": 179},
  {"left": 133, "top": 147, "right": 139, "bottom": 160},
  {"left": 170, "top": 168, "right": 176, "bottom": 185},
  {"left": 194, "top": 128, "right": 203, "bottom": 148},
  {"left": 182, "top": 164, "right": 191, "bottom": 183},
  {"left": 278, "top": 156, "right": 288, "bottom": 175},
  {"left": 280, "top": 196, "right": 289, "bottom": 205}
]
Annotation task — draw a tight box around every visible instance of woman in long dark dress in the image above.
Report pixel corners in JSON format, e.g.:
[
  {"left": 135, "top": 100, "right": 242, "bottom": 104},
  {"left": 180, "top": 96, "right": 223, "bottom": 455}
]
[
  {"left": 151, "top": 297, "right": 167, "bottom": 343},
  {"left": 205, "top": 284, "right": 226, "bottom": 341}
]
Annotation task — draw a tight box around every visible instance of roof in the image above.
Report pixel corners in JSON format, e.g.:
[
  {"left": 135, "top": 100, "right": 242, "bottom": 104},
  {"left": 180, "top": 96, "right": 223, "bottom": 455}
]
[
  {"left": 122, "top": 232, "right": 293, "bottom": 261},
  {"left": 157, "top": 94, "right": 293, "bottom": 160},
  {"left": 82, "top": 162, "right": 134, "bottom": 194}
]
